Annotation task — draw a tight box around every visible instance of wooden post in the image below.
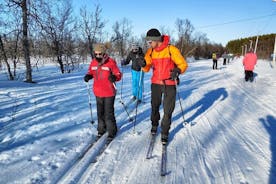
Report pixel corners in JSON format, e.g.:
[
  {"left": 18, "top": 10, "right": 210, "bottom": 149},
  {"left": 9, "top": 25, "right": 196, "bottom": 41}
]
[
  {"left": 254, "top": 36, "right": 259, "bottom": 54},
  {"left": 249, "top": 40, "right": 253, "bottom": 50},
  {"left": 273, "top": 35, "right": 276, "bottom": 67}
]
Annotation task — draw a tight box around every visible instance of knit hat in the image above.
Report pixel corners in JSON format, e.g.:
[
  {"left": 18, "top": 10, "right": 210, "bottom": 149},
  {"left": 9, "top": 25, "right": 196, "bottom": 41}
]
[
  {"left": 146, "top": 28, "right": 162, "bottom": 41},
  {"left": 93, "top": 43, "right": 107, "bottom": 53}
]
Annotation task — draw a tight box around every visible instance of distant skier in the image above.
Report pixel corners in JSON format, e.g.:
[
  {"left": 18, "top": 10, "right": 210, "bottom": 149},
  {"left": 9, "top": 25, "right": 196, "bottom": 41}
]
[
  {"left": 243, "top": 48, "right": 257, "bottom": 82},
  {"left": 139, "top": 28, "right": 188, "bottom": 145},
  {"left": 222, "top": 52, "right": 227, "bottom": 65},
  {"left": 121, "top": 43, "right": 145, "bottom": 103},
  {"left": 84, "top": 43, "right": 122, "bottom": 140},
  {"left": 212, "top": 52, "right": 218, "bottom": 69}
]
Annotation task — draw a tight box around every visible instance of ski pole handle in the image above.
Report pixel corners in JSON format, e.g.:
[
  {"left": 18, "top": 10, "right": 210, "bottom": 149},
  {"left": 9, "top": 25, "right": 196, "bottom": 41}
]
[{"left": 113, "top": 82, "right": 117, "bottom": 90}]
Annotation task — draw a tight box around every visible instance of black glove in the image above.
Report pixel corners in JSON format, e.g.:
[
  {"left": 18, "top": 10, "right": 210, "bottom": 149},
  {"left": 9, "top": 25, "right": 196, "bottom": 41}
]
[
  {"left": 84, "top": 74, "right": 93, "bottom": 82},
  {"left": 170, "top": 68, "right": 181, "bottom": 80},
  {"left": 108, "top": 74, "right": 117, "bottom": 82},
  {"left": 138, "top": 58, "right": 146, "bottom": 67},
  {"left": 121, "top": 60, "right": 126, "bottom": 66}
]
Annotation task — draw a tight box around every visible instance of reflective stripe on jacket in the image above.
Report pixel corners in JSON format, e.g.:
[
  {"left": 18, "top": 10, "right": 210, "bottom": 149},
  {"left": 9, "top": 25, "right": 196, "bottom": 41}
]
[{"left": 87, "top": 55, "right": 122, "bottom": 97}]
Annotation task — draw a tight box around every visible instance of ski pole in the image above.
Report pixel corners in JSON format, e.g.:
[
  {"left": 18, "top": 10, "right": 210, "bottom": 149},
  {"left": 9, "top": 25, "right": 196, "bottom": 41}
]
[
  {"left": 133, "top": 70, "right": 144, "bottom": 133},
  {"left": 86, "top": 82, "right": 95, "bottom": 124},
  {"left": 120, "top": 64, "right": 124, "bottom": 100},
  {"left": 113, "top": 83, "right": 134, "bottom": 122},
  {"left": 175, "top": 79, "right": 188, "bottom": 125}
]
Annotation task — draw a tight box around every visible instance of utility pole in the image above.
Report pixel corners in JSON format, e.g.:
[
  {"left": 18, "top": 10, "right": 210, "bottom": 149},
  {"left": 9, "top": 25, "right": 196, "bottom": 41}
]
[
  {"left": 273, "top": 35, "right": 276, "bottom": 67},
  {"left": 254, "top": 36, "right": 259, "bottom": 54},
  {"left": 249, "top": 40, "right": 253, "bottom": 50}
]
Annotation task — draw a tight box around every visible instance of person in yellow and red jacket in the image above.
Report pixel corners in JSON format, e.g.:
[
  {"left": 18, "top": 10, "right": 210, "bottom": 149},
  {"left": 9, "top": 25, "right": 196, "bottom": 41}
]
[
  {"left": 84, "top": 43, "right": 122, "bottom": 141},
  {"left": 139, "top": 28, "right": 188, "bottom": 145}
]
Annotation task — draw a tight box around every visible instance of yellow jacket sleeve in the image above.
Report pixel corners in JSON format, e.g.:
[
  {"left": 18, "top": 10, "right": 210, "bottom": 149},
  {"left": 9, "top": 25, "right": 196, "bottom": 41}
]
[
  {"left": 142, "top": 48, "right": 153, "bottom": 72},
  {"left": 170, "top": 45, "right": 188, "bottom": 73}
]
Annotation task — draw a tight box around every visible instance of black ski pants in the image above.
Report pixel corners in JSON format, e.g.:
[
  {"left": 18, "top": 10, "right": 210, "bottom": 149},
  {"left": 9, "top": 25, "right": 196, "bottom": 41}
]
[
  {"left": 96, "top": 96, "right": 117, "bottom": 138},
  {"left": 213, "top": 59, "right": 218, "bottom": 69},
  {"left": 151, "top": 83, "right": 176, "bottom": 137},
  {"left": 244, "top": 70, "right": 254, "bottom": 82}
]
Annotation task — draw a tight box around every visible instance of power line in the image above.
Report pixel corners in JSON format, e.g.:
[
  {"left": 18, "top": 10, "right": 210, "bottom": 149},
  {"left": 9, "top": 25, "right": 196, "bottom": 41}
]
[{"left": 196, "top": 13, "right": 276, "bottom": 29}]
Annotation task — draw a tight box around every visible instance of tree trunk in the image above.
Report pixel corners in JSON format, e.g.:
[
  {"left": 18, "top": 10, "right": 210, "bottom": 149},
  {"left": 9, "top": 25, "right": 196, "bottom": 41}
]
[
  {"left": 0, "top": 35, "right": 14, "bottom": 80},
  {"left": 57, "top": 55, "right": 64, "bottom": 73},
  {"left": 88, "top": 35, "right": 94, "bottom": 59},
  {"left": 22, "top": 0, "right": 33, "bottom": 83}
]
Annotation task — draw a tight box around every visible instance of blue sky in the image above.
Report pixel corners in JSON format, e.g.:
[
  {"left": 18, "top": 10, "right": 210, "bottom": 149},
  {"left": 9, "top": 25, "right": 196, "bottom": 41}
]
[{"left": 73, "top": 0, "right": 276, "bottom": 46}]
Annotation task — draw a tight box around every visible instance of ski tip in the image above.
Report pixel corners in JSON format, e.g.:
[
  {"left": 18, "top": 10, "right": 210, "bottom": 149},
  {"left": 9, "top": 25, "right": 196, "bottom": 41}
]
[
  {"left": 132, "top": 131, "right": 141, "bottom": 136},
  {"left": 161, "top": 172, "right": 166, "bottom": 176},
  {"left": 190, "top": 121, "right": 197, "bottom": 126}
]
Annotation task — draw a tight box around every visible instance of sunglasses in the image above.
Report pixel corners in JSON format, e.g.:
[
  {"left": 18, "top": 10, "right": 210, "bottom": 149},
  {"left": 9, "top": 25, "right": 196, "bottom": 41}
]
[{"left": 94, "top": 53, "right": 103, "bottom": 56}]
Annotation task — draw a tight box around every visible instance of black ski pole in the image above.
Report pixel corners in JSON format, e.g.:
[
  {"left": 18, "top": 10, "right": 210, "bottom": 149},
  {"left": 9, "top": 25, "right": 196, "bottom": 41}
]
[
  {"left": 113, "top": 83, "right": 134, "bottom": 122},
  {"left": 175, "top": 79, "right": 188, "bottom": 125},
  {"left": 86, "top": 82, "right": 95, "bottom": 124}
]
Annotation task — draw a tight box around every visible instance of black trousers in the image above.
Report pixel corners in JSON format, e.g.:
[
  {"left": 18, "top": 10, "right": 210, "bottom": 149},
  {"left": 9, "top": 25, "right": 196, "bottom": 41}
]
[
  {"left": 151, "top": 83, "right": 176, "bottom": 137},
  {"left": 223, "top": 58, "right": 226, "bottom": 65},
  {"left": 244, "top": 70, "right": 254, "bottom": 82},
  {"left": 96, "top": 96, "right": 117, "bottom": 137},
  {"left": 213, "top": 59, "right": 218, "bottom": 69}
]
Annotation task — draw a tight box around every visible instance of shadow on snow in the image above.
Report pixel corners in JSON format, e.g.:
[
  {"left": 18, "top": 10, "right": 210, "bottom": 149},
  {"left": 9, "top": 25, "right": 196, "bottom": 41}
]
[
  {"left": 260, "top": 115, "right": 276, "bottom": 184},
  {"left": 170, "top": 87, "right": 228, "bottom": 141}
]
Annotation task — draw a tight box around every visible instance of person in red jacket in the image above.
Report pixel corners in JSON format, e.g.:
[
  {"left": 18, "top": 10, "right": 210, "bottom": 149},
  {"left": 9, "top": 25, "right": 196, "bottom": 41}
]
[
  {"left": 140, "top": 28, "right": 188, "bottom": 145},
  {"left": 243, "top": 48, "right": 257, "bottom": 82},
  {"left": 84, "top": 43, "right": 122, "bottom": 140}
]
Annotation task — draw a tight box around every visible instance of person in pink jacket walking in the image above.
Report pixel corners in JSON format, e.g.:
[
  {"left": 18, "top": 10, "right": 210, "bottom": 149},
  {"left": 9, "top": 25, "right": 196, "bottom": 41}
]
[{"left": 243, "top": 48, "right": 257, "bottom": 82}]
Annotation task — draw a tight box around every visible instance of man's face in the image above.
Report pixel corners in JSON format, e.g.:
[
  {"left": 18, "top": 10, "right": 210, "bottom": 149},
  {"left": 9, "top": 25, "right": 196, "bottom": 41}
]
[{"left": 147, "top": 40, "right": 158, "bottom": 48}]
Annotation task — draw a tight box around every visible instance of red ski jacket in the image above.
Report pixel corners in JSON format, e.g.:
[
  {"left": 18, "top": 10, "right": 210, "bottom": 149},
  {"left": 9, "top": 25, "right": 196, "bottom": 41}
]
[
  {"left": 87, "top": 55, "right": 122, "bottom": 97},
  {"left": 243, "top": 52, "right": 257, "bottom": 71},
  {"left": 143, "top": 35, "right": 188, "bottom": 85}
]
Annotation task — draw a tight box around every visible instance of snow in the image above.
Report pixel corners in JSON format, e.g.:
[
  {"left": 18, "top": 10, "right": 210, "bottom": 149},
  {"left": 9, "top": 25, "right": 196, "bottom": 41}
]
[{"left": 1, "top": 57, "right": 276, "bottom": 184}]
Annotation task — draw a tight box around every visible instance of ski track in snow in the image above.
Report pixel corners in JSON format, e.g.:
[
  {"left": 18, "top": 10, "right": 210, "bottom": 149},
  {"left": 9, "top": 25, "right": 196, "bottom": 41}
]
[{"left": 0, "top": 59, "right": 276, "bottom": 184}]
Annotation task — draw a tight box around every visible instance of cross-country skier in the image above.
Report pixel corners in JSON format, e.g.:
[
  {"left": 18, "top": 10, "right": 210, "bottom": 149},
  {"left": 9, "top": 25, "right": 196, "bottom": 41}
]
[
  {"left": 243, "top": 48, "right": 257, "bottom": 82},
  {"left": 84, "top": 43, "right": 122, "bottom": 140},
  {"left": 121, "top": 43, "right": 145, "bottom": 103},
  {"left": 212, "top": 52, "right": 218, "bottom": 69},
  {"left": 139, "top": 28, "right": 188, "bottom": 145}
]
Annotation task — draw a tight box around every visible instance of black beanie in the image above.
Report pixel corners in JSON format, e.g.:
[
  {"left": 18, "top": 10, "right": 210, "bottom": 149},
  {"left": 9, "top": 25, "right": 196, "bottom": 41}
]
[{"left": 146, "top": 28, "right": 162, "bottom": 41}]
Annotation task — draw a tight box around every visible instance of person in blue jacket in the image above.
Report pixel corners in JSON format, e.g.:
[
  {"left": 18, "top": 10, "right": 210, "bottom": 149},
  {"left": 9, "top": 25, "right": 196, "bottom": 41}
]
[{"left": 121, "top": 43, "right": 145, "bottom": 103}]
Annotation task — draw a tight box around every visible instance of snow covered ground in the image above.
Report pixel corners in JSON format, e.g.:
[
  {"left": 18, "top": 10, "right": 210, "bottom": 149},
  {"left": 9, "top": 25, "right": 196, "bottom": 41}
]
[{"left": 0, "top": 57, "right": 276, "bottom": 184}]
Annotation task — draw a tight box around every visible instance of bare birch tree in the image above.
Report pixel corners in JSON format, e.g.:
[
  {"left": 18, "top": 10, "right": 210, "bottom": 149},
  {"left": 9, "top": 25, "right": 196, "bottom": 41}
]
[
  {"left": 33, "top": 0, "right": 76, "bottom": 73},
  {"left": 5, "top": 0, "right": 33, "bottom": 82},
  {"left": 80, "top": 4, "right": 105, "bottom": 59},
  {"left": 111, "top": 18, "right": 132, "bottom": 58},
  {"left": 175, "top": 18, "right": 195, "bottom": 56}
]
